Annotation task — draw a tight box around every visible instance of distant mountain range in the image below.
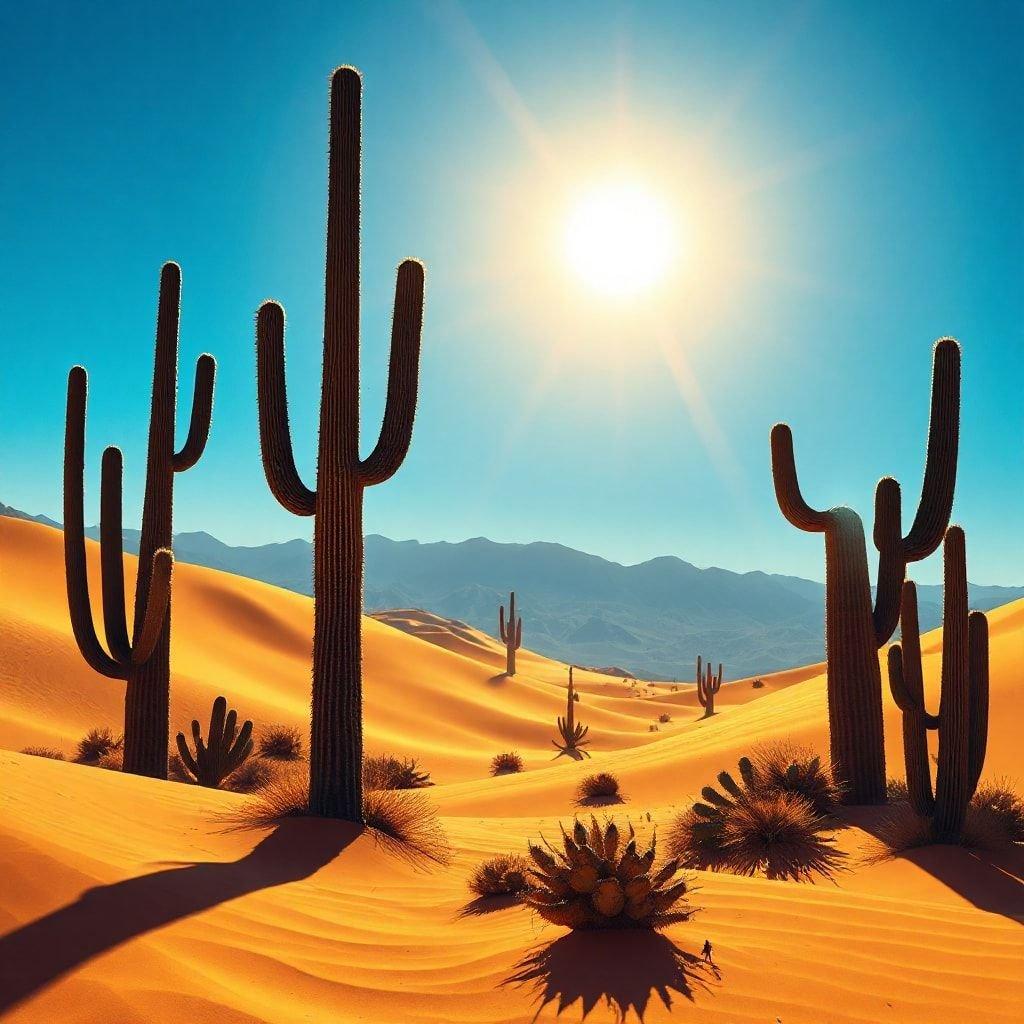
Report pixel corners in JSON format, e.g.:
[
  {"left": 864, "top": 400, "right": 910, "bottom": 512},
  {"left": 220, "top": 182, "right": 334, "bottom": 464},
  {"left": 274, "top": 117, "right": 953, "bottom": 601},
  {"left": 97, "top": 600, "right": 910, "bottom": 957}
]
[{"left": 3, "top": 499, "right": 1022, "bottom": 679}]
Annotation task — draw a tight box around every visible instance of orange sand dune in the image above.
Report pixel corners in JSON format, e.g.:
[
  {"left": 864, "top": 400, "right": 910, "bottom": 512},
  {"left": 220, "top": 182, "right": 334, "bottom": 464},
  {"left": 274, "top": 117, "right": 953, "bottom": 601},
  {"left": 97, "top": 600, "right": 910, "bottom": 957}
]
[{"left": 1, "top": 515, "right": 1023, "bottom": 1023}]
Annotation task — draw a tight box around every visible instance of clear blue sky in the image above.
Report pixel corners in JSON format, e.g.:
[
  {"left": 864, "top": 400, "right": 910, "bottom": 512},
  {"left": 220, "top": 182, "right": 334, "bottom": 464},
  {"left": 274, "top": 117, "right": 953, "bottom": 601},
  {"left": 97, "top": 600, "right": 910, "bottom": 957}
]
[{"left": 1, "top": 1, "right": 1021, "bottom": 584}]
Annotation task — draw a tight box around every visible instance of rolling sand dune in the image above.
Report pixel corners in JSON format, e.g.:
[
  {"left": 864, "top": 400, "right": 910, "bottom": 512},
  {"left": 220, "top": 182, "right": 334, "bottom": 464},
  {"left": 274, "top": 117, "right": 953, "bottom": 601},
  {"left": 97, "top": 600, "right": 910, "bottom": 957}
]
[{"left": 1, "top": 515, "right": 1022, "bottom": 1022}]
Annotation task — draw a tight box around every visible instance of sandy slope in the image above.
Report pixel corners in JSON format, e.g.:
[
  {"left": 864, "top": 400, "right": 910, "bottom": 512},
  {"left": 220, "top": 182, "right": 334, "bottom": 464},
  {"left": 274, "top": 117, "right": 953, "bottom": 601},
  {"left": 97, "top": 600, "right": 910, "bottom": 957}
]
[{"left": 1, "top": 516, "right": 1022, "bottom": 1023}]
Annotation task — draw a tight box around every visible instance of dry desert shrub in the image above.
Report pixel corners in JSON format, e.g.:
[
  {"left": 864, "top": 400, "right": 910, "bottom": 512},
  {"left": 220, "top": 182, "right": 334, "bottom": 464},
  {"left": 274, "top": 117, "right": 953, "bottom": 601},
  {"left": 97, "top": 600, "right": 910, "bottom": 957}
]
[
  {"left": 869, "top": 779, "right": 1024, "bottom": 859},
  {"left": 227, "top": 757, "right": 277, "bottom": 793},
  {"left": 886, "top": 777, "right": 909, "bottom": 803},
  {"left": 752, "top": 679, "right": 765, "bottom": 689},
  {"left": 233, "top": 767, "right": 451, "bottom": 865},
  {"left": 20, "top": 747, "right": 65, "bottom": 760},
  {"left": 363, "top": 753, "right": 432, "bottom": 790},
  {"left": 75, "top": 727, "right": 122, "bottom": 764},
  {"left": 257, "top": 724, "right": 304, "bottom": 761},
  {"left": 576, "top": 772, "right": 621, "bottom": 804},
  {"left": 96, "top": 749, "right": 124, "bottom": 772},
  {"left": 469, "top": 853, "right": 532, "bottom": 897},
  {"left": 491, "top": 751, "right": 525, "bottom": 776},
  {"left": 752, "top": 741, "right": 843, "bottom": 815},
  {"left": 667, "top": 752, "right": 844, "bottom": 881},
  {"left": 658, "top": 713, "right": 672, "bottom": 724}
]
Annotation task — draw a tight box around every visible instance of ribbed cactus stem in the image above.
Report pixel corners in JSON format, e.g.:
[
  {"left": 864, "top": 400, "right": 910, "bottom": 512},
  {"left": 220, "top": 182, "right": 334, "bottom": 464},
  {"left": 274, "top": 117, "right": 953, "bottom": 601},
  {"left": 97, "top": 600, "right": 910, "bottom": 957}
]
[
  {"left": 499, "top": 590, "right": 523, "bottom": 675},
  {"left": 176, "top": 695, "right": 254, "bottom": 788},
  {"left": 255, "top": 68, "right": 424, "bottom": 822},
  {"left": 887, "top": 526, "right": 989, "bottom": 842},
  {"left": 554, "top": 665, "right": 590, "bottom": 755},
  {"left": 63, "top": 262, "right": 215, "bottom": 779},
  {"left": 769, "top": 338, "right": 960, "bottom": 805},
  {"left": 696, "top": 656, "right": 723, "bottom": 718}
]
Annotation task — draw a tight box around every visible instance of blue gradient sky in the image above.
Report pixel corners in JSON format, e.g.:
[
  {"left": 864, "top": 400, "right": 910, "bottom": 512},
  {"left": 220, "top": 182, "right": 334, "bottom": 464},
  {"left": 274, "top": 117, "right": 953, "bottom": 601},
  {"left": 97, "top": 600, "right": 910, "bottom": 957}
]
[{"left": 1, "top": 1, "right": 1021, "bottom": 584}]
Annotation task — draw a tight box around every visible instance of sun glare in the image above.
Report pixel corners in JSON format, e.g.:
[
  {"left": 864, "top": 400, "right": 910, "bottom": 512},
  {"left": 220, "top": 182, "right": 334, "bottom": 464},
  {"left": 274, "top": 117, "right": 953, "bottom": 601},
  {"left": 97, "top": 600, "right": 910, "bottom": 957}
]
[{"left": 563, "top": 181, "right": 677, "bottom": 297}]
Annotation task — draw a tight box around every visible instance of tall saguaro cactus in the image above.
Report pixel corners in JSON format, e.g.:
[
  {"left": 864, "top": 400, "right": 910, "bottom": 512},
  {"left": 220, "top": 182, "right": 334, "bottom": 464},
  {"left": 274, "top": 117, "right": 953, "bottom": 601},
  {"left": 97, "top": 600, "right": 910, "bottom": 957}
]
[
  {"left": 887, "top": 526, "right": 989, "bottom": 842},
  {"left": 64, "top": 262, "right": 216, "bottom": 778},
  {"left": 770, "top": 338, "right": 960, "bottom": 804},
  {"left": 695, "top": 655, "right": 723, "bottom": 718},
  {"left": 553, "top": 665, "right": 590, "bottom": 756},
  {"left": 499, "top": 591, "right": 522, "bottom": 675},
  {"left": 256, "top": 67, "right": 425, "bottom": 822}
]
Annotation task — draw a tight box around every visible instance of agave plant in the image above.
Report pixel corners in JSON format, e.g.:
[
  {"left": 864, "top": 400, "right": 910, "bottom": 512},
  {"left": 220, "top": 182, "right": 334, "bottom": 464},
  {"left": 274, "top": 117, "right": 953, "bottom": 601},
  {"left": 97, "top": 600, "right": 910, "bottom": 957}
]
[
  {"left": 553, "top": 665, "right": 590, "bottom": 756},
  {"left": 525, "top": 817, "right": 692, "bottom": 929}
]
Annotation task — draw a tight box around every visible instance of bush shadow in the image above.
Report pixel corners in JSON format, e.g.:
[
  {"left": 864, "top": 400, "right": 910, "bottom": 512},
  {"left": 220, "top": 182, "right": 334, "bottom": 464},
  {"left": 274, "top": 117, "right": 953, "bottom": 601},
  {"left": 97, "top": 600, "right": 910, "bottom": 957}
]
[{"left": 504, "top": 929, "right": 716, "bottom": 1021}]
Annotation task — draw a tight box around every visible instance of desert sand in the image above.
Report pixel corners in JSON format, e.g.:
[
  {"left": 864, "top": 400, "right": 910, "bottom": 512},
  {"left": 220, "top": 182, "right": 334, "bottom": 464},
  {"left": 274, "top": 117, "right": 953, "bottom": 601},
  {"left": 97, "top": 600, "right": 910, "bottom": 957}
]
[{"left": 1, "top": 514, "right": 1022, "bottom": 1023}]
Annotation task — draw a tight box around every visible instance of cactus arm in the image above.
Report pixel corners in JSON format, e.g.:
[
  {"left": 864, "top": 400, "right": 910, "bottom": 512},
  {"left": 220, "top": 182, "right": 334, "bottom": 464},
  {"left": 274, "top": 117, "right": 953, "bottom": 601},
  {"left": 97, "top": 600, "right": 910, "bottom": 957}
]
[
  {"left": 63, "top": 367, "right": 127, "bottom": 680},
  {"left": 499, "top": 603, "right": 508, "bottom": 643},
  {"left": 872, "top": 476, "right": 905, "bottom": 643},
  {"left": 256, "top": 301, "right": 317, "bottom": 516},
  {"left": 173, "top": 353, "right": 216, "bottom": 472},
  {"left": 901, "top": 339, "right": 960, "bottom": 560},
  {"left": 130, "top": 549, "right": 173, "bottom": 666},
  {"left": 967, "top": 610, "right": 989, "bottom": 792},
  {"left": 515, "top": 617, "right": 522, "bottom": 648},
  {"left": 99, "top": 446, "right": 132, "bottom": 664},
  {"left": 770, "top": 424, "right": 832, "bottom": 532},
  {"left": 887, "top": 582, "right": 940, "bottom": 727},
  {"left": 175, "top": 731, "right": 200, "bottom": 777},
  {"left": 208, "top": 695, "right": 227, "bottom": 752},
  {"left": 359, "top": 259, "right": 425, "bottom": 486}
]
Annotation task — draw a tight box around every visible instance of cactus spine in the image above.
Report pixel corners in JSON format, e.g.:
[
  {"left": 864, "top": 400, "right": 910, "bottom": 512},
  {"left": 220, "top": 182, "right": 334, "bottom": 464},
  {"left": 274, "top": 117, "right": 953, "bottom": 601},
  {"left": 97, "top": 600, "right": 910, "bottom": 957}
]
[
  {"left": 770, "top": 338, "right": 960, "bottom": 804},
  {"left": 695, "top": 655, "right": 723, "bottom": 718},
  {"left": 255, "top": 67, "right": 424, "bottom": 822},
  {"left": 887, "top": 526, "right": 989, "bottom": 842},
  {"left": 64, "top": 262, "right": 215, "bottom": 779},
  {"left": 176, "top": 696, "right": 254, "bottom": 788},
  {"left": 499, "top": 590, "right": 522, "bottom": 675},
  {"left": 554, "top": 666, "right": 590, "bottom": 756}
]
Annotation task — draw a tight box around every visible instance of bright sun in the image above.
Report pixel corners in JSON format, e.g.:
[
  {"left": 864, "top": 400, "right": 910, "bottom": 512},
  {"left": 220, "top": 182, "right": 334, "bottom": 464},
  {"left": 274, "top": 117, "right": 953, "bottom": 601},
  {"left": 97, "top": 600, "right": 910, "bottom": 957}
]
[{"left": 563, "top": 181, "right": 677, "bottom": 298}]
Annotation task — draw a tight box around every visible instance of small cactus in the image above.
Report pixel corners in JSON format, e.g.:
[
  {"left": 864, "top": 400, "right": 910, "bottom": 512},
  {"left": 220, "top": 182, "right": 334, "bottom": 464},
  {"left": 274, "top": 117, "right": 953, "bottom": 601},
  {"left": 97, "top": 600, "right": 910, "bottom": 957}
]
[
  {"left": 499, "top": 591, "right": 523, "bottom": 676},
  {"left": 175, "top": 696, "right": 254, "bottom": 788},
  {"left": 525, "top": 817, "right": 692, "bottom": 929},
  {"left": 695, "top": 656, "right": 724, "bottom": 718},
  {"left": 553, "top": 666, "right": 590, "bottom": 756}
]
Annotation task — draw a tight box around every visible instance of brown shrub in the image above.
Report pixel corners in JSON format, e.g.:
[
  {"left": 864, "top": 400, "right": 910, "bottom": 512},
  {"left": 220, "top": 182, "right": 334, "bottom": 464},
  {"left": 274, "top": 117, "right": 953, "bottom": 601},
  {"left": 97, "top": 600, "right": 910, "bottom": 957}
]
[
  {"left": 363, "top": 753, "right": 432, "bottom": 790},
  {"left": 21, "top": 747, "right": 65, "bottom": 760},
  {"left": 490, "top": 751, "right": 525, "bottom": 776},
  {"left": 96, "top": 749, "right": 123, "bottom": 772},
  {"left": 75, "top": 727, "right": 122, "bottom": 764},
  {"left": 576, "top": 772, "right": 621, "bottom": 804},
  {"left": 227, "top": 757, "right": 277, "bottom": 793},
  {"left": 752, "top": 679, "right": 765, "bottom": 689},
  {"left": 752, "top": 741, "right": 842, "bottom": 816},
  {"left": 658, "top": 713, "right": 672, "bottom": 724},
  {"left": 468, "top": 854, "right": 531, "bottom": 897},
  {"left": 257, "top": 724, "right": 304, "bottom": 762}
]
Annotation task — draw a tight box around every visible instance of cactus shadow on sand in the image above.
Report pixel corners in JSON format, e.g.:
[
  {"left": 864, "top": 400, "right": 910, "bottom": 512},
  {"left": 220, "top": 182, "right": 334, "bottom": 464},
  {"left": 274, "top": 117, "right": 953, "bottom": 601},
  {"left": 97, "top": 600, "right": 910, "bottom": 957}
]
[
  {"left": 504, "top": 930, "right": 717, "bottom": 1021},
  {"left": 0, "top": 819, "right": 356, "bottom": 1015}
]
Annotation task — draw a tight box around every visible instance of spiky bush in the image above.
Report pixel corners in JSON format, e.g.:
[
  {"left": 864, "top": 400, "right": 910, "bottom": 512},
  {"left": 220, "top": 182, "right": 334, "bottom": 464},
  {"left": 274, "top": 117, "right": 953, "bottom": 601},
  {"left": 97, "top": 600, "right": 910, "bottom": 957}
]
[
  {"left": 227, "top": 757, "right": 277, "bottom": 793},
  {"left": 667, "top": 754, "right": 843, "bottom": 881},
  {"left": 525, "top": 817, "right": 693, "bottom": 930},
  {"left": 658, "top": 713, "right": 672, "bottom": 724},
  {"left": 752, "top": 679, "right": 765, "bottom": 689},
  {"left": 491, "top": 751, "right": 525, "bottom": 776},
  {"left": 718, "top": 792, "right": 844, "bottom": 881},
  {"left": 752, "top": 742, "right": 842, "bottom": 815},
  {"left": 167, "top": 752, "right": 194, "bottom": 784},
  {"left": 363, "top": 754, "right": 432, "bottom": 790},
  {"left": 469, "top": 854, "right": 531, "bottom": 898},
  {"left": 75, "top": 727, "right": 123, "bottom": 764},
  {"left": 257, "top": 724, "right": 304, "bottom": 761},
  {"left": 96, "top": 749, "right": 124, "bottom": 772},
  {"left": 970, "top": 781, "right": 1024, "bottom": 844},
  {"left": 577, "top": 772, "right": 621, "bottom": 804},
  {"left": 21, "top": 747, "right": 65, "bottom": 760},
  {"left": 886, "top": 777, "right": 909, "bottom": 803}
]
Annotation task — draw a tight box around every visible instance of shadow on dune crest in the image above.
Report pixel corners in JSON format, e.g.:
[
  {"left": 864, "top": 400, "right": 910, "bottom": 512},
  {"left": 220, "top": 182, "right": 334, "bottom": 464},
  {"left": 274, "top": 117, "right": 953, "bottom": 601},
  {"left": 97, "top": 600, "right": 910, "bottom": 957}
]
[
  {"left": 504, "top": 929, "right": 717, "bottom": 1021},
  {"left": 0, "top": 819, "right": 356, "bottom": 1014}
]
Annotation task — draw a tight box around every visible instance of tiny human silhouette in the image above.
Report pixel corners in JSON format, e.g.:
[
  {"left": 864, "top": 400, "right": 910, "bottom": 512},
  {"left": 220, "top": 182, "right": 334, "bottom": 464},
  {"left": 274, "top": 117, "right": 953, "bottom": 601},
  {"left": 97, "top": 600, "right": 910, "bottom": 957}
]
[{"left": 702, "top": 939, "right": 714, "bottom": 963}]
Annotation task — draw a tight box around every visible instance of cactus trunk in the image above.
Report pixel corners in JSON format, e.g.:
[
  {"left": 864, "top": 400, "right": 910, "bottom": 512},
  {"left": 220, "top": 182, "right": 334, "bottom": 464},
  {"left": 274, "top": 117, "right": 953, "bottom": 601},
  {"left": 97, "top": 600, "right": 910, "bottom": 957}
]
[
  {"left": 821, "top": 509, "right": 886, "bottom": 804},
  {"left": 499, "top": 590, "right": 522, "bottom": 676},
  {"left": 255, "top": 68, "right": 424, "bottom": 823}
]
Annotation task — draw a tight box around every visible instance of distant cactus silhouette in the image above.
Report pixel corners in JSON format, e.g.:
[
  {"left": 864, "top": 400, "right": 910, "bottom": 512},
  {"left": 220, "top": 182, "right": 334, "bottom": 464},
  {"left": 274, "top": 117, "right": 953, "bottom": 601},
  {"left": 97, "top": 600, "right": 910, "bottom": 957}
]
[
  {"left": 770, "top": 338, "right": 960, "bottom": 804},
  {"left": 255, "top": 67, "right": 424, "bottom": 821},
  {"left": 887, "top": 526, "right": 989, "bottom": 842},
  {"left": 554, "top": 666, "right": 590, "bottom": 756},
  {"left": 499, "top": 591, "right": 523, "bottom": 675},
  {"left": 176, "top": 696, "right": 254, "bottom": 788},
  {"left": 64, "top": 262, "right": 215, "bottom": 779},
  {"left": 695, "top": 655, "right": 723, "bottom": 718}
]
